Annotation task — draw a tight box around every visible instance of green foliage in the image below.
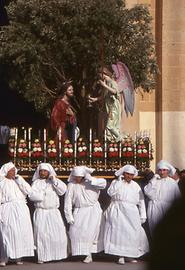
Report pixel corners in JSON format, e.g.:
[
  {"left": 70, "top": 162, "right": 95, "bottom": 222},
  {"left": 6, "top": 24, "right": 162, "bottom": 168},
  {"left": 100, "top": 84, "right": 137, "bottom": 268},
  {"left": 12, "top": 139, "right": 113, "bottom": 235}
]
[{"left": 0, "top": 0, "right": 157, "bottom": 115}]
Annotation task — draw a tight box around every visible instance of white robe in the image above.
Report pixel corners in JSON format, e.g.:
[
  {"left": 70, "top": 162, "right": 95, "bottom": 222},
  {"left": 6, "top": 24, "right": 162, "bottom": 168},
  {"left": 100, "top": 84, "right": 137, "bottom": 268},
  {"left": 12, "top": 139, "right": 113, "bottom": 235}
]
[
  {"left": 29, "top": 178, "right": 68, "bottom": 262},
  {"left": 144, "top": 175, "right": 181, "bottom": 233},
  {"left": 104, "top": 178, "right": 149, "bottom": 257},
  {"left": 0, "top": 176, "right": 34, "bottom": 261},
  {"left": 64, "top": 177, "right": 106, "bottom": 256}
]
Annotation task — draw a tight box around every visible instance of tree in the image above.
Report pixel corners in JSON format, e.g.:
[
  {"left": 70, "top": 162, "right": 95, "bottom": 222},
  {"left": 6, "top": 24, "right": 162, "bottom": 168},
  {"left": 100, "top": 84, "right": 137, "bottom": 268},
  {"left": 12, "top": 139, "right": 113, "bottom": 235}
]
[{"left": 0, "top": 0, "right": 157, "bottom": 124}]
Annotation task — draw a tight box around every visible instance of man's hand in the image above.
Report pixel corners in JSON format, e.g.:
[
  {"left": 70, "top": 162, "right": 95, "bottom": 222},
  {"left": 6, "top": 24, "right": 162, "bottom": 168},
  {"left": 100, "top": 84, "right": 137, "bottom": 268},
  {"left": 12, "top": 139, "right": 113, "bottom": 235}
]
[
  {"left": 14, "top": 175, "right": 20, "bottom": 181},
  {"left": 49, "top": 175, "right": 58, "bottom": 186},
  {"left": 84, "top": 173, "right": 93, "bottom": 183},
  {"left": 68, "top": 218, "right": 75, "bottom": 225},
  {"left": 140, "top": 218, "right": 146, "bottom": 224},
  {"left": 88, "top": 96, "right": 98, "bottom": 103},
  {"left": 66, "top": 107, "right": 74, "bottom": 116},
  {"left": 49, "top": 175, "right": 54, "bottom": 181}
]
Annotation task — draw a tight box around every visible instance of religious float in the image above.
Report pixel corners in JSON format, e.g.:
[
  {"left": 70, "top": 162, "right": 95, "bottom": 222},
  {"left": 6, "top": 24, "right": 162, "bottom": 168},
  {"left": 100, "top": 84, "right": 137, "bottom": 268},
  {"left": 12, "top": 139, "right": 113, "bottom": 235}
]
[{"left": 8, "top": 127, "right": 154, "bottom": 179}]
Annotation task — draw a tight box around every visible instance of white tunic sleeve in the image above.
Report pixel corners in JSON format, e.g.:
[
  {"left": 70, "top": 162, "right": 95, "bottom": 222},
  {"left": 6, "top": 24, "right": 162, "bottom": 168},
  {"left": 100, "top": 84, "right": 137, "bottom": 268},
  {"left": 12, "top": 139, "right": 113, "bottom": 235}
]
[
  {"left": 174, "top": 182, "right": 181, "bottom": 199},
  {"left": 107, "top": 179, "right": 122, "bottom": 197},
  {"left": 138, "top": 189, "right": 147, "bottom": 220},
  {"left": 15, "top": 175, "right": 32, "bottom": 196},
  {"left": 144, "top": 177, "right": 160, "bottom": 200},
  {"left": 64, "top": 183, "right": 74, "bottom": 224},
  {"left": 0, "top": 189, "right": 2, "bottom": 203},
  {"left": 0, "top": 189, "right": 2, "bottom": 221},
  {"left": 29, "top": 181, "right": 44, "bottom": 202},
  {"left": 86, "top": 177, "right": 107, "bottom": 189},
  {"left": 52, "top": 178, "right": 67, "bottom": 196}
]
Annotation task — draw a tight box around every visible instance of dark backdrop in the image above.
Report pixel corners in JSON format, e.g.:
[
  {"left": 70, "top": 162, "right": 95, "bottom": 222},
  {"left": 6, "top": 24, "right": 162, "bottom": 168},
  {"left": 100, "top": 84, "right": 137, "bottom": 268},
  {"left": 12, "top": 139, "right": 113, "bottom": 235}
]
[{"left": 0, "top": 81, "right": 47, "bottom": 127}]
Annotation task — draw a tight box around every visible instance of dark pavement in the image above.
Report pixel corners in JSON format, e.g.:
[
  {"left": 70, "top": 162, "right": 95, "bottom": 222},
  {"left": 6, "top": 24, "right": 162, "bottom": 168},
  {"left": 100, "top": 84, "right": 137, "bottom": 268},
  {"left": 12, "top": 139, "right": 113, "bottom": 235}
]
[{"left": 5, "top": 260, "right": 148, "bottom": 270}]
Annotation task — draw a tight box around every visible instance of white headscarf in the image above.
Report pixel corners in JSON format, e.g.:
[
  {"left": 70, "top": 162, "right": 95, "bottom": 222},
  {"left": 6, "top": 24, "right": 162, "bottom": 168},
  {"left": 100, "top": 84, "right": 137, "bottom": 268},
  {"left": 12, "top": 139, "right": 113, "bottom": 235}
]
[
  {"left": 115, "top": 165, "right": 138, "bottom": 180},
  {"left": 0, "top": 162, "right": 17, "bottom": 177},
  {"left": 68, "top": 166, "right": 95, "bottom": 182},
  {"left": 32, "top": 163, "right": 57, "bottom": 182},
  {"left": 156, "top": 160, "right": 176, "bottom": 177}
]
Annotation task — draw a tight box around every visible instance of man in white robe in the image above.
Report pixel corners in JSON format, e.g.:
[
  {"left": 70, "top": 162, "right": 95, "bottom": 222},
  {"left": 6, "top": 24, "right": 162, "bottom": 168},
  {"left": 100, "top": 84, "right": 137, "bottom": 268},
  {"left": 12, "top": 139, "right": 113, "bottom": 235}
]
[
  {"left": 104, "top": 165, "right": 149, "bottom": 265},
  {"left": 144, "top": 160, "right": 181, "bottom": 234},
  {"left": 29, "top": 163, "right": 68, "bottom": 263},
  {"left": 64, "top": 166, "right": 106, "bottom": 263},
  {"left": 0, "top": 162, "right": 34, "bottom": 266}
]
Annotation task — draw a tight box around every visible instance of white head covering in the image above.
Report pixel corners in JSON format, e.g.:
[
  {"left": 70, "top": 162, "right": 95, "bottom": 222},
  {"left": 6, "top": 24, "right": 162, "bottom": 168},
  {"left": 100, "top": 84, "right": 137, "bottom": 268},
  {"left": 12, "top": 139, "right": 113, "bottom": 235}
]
[
  {"left": 156, "top": 160, "right": 176, "bottom": 177},
  {"left": 0, "top": 162, "right": 17, "bottom": 177},
  {"left": 115, "top": 165, "right": 138, "bottom": 179},
  {"left": 32, "top": 163, "right": 57, "bottom": 181},
  {"left": 68, "top": 166, "right": 95, "bottom": 182}
]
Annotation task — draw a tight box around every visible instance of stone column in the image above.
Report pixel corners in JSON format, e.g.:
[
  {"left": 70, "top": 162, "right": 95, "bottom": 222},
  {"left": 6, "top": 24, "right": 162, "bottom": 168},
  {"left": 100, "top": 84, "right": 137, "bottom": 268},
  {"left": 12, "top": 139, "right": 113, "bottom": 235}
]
[{"left": 161, "top": 0, "right": 185, "bottom": 169}]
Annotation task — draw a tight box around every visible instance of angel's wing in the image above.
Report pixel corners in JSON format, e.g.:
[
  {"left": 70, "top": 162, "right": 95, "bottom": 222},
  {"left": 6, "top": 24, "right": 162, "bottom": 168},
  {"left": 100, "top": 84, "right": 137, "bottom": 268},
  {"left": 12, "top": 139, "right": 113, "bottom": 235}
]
[{"left": 112, "top": 62, "right": 135, "bottom": 116}]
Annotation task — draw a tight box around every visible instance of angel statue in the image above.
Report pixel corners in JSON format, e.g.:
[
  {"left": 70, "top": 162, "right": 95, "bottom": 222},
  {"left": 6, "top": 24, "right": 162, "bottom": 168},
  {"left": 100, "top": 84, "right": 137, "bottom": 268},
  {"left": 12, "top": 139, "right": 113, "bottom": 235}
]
[{"left": 88, "top": 62, "right": 135, "bottom": 142}]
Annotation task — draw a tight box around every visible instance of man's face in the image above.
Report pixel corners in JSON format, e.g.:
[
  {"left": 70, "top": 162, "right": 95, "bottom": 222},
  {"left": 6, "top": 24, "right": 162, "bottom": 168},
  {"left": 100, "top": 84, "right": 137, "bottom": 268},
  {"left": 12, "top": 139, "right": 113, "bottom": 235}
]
[
  {"left": 39, "top": 169, "right": 49, "bottom": 179},
  {"left": 6, "top": 167, "right": 16, "bottom": 179},
  {"left": 66, "top": 85, "right": 74, "bottom": 98},
  {"left": 171, "top": 172, "right": 179, "bottom": 181},
  {"left": 158, "top": 169, "right": 169, "bottom": 178},
  {"left": 123, "top": 172, "right": 134, "bottom": 183},
  {"left": 74, "top": 176, "right": 84, "bottom": 184}
]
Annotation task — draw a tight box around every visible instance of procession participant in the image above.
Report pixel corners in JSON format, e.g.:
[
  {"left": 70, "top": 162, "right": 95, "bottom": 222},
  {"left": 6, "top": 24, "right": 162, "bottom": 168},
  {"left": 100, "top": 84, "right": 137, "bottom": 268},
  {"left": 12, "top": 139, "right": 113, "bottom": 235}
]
[
  {"left": 171, "top": 167, "right": 181, "bottom": 183},
  {"left": 144, "top": 160, "right": 181, "bottom": 234},
  {"left": 50, "top": 81, "right": 77, "bottom": 144},
  {"left": 178, "top": 174, "right": 185, "bottom": 198},
  {"left": 137, "top": 168, "right": 155, "bottom": 244},
  {"left": 0, "top": 162, "right": 34, "bottom": 266},
  {"left": 64, "top": 166, "right": 106, "bottom": 263},
  {"left": 180, "top": 169, "right": 185, "bottom": 179},
  {"left": 29, "top": 163, "right": 68, "bottom": 264},
  {"left": 104, "top": 165, "right": 149, "bottom": 265}
]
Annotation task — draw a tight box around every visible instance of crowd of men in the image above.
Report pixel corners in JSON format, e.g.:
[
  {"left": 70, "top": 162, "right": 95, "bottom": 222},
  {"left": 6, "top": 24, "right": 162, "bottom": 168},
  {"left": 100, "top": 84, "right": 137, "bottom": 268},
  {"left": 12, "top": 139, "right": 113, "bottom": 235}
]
[{"left": 0, "top": 160, "right": 184, "bottom": 267}]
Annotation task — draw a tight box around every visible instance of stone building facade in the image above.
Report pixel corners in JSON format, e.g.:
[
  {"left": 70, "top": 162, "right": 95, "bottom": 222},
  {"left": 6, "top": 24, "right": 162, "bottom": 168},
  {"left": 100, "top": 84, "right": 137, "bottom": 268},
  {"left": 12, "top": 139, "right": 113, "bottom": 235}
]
[{"left": 124, "top": 0, "right": 185, "bottom": 170}]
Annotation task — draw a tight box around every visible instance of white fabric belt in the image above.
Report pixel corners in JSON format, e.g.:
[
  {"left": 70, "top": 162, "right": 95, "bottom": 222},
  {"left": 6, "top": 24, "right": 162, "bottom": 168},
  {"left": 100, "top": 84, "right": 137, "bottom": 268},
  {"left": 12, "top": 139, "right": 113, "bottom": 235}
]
[
  {"left": 151, "top": 199, "right": 172, "bottom": 204},
  {"left": 111, "top": 199, "right": 136, "bottom": 205},
  {"left": 1, "top": 199, "right": 25, "bottom": 204},
  {"left": 36, "top": 206, "right": 58, "bottom": 210},
  {"left": 74, "top": 201, "right": 99, "bottom": 208}
]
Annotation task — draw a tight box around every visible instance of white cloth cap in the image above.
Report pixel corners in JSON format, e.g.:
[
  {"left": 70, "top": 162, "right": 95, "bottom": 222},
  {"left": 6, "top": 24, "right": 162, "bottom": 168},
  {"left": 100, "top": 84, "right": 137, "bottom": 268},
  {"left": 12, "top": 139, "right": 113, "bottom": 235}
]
[
  {"left": 156, "top": 160, "right": 176, "bottom": 176},
  {"left": 0, "top": 162, "right": 17, "bottom": 177},
  {"left": 68, "top": 166, "right": 95, "bottom": 182},
  {"left": 115, "top": 165, "right": 138, "bottom": 177},
  {"left": 32, "top": 162, "right": 56, "bottom": 181}
]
